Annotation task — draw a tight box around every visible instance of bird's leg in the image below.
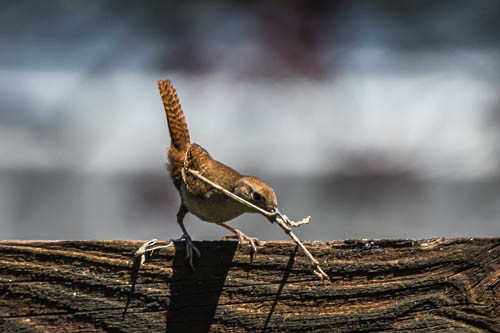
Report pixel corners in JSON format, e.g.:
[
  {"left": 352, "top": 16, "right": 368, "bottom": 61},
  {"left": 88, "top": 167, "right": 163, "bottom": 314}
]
[
  {"left": 175, "top": 205, "right": 200, "bottom": 270},
  {"left": 218, "top": 223, "right": 264, "bottom": 255}
]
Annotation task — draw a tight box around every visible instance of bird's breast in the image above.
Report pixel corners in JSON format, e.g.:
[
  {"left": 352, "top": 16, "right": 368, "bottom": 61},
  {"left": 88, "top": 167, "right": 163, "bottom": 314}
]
[{"left": 180, "top": 184, "right": 250, "bottom": 223}]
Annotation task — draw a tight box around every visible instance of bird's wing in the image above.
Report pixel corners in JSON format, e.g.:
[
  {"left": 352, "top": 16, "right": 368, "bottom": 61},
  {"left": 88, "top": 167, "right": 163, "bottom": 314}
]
[{"left": 182, "top": 143, "right": 241, "bottom": 197}]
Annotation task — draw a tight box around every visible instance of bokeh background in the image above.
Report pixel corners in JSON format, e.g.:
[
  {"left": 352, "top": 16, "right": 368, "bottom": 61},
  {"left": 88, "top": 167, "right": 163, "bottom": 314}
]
[{"left": 1, "top": 0, "right": 500, "bottom": 241}]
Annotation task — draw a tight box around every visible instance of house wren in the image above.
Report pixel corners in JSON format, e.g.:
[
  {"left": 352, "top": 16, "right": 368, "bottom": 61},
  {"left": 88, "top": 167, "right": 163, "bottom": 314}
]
[{"left": 158, "top": 80, "right": 282, "bottom": 267}]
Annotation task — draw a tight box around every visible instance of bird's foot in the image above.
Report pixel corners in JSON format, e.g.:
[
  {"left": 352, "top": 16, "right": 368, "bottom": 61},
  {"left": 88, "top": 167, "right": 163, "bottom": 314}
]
[
  {"left": 222, "top": 230, "right": 264, "bottom": 256},
  {"left": 175, "top": 234, "right": 201, "bottom": 270}
]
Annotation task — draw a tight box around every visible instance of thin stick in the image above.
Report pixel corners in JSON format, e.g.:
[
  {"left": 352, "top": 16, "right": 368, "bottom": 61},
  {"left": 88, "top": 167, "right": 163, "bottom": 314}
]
[
  {"left": 124, "top": 239, "right": 173, "bottom": 318},
  {"left": 186, "top": 169, "right": 275, "bottom": 217},
  {"left": 186, "top": 168, "right": 330, "bottom": 280},
  {"left": 186, "top": 169, "right": 310, "bottom": 227},
  {"left": 274, "top": 219, "right": 329, "bottom": 280}
]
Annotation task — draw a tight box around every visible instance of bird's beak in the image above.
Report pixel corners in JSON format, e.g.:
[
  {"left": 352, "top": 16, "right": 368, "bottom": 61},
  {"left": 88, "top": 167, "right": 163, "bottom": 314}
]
[{"left": 271, "top": 207, "right": 286, "bottom": 222}]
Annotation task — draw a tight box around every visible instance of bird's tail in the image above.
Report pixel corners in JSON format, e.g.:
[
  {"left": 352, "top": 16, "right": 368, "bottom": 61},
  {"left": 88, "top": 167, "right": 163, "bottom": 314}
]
[{"left": 157, "top": 80, "right": 191, "bottom": 187}]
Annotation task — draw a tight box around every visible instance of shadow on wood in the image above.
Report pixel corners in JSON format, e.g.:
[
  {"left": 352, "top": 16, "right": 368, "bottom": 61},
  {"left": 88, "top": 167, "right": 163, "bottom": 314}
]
[
  {"left": 262, "top": 244, "right": 298, "bottom": 332},
  {"left": 166, "top": 241, "right": 237, "bottom": 332}
]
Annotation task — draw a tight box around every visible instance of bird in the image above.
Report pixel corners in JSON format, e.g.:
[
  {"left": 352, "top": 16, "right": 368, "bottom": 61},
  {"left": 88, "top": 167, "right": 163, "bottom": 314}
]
[{"left": 157, "top": 79, "right": 283, "bottom": 268}]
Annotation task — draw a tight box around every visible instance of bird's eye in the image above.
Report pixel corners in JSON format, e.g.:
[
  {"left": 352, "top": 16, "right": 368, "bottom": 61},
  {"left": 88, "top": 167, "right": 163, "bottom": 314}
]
[{"left": 252, "top": 192, "right": 262, "bottom": 201}]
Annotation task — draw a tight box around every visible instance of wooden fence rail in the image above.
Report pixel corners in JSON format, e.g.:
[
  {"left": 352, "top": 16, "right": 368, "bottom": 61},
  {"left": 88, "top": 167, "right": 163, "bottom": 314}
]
[{"left": 0, "top": 238, "right": 498, "bottom": 332}]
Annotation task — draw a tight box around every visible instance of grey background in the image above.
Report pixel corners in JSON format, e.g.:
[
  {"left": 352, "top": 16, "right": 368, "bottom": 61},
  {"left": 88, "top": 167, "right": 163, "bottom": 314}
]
[{"left": 1, "top": 1, "right": 500, "bottom": 241}]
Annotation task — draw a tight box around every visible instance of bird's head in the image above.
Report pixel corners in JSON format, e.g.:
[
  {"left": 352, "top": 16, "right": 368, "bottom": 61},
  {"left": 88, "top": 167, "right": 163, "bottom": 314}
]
[{"left": 234, "top": 176, "right": 279, "bottom": 214}]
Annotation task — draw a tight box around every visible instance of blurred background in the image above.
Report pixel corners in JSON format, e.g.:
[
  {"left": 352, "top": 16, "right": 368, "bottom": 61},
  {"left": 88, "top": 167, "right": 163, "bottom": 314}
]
[{"left": 1, "top": 0, "right": 500, "bottom": 241}]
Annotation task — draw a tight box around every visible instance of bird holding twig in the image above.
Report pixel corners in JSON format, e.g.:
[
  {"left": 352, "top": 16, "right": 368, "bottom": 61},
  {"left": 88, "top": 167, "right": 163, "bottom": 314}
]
[
  {"left": 157, "top": 79, "right": 287, "bottom": 267},
  {"left": 132, "top": 80, "right": 327, "bottom": 281},
  {"left": 158, "top": 80, "right": 292, "bottom": 266},
  {"left": 124, "top": 80, "right": 327, "bottom": 317}
]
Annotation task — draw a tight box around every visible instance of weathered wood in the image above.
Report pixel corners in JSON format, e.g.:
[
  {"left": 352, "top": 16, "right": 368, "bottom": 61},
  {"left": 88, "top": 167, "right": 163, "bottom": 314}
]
[{"left": 0, "top": 238, "right": 498, "bottom": 332}]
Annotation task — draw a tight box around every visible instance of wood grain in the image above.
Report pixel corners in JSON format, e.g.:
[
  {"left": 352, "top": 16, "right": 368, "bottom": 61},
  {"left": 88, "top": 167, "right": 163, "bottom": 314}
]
[{"left": 0, "top": 238, "right": 498, "bottom": 332}]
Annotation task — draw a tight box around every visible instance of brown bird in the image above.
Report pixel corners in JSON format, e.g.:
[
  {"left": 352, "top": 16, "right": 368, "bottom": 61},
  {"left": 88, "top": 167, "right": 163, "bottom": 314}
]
[{"left": 157, "top": 80, "right": 284, "bottom": 267}]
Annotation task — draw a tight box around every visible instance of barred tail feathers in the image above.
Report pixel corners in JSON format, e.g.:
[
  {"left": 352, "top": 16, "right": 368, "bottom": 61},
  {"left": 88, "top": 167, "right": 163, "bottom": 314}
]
[
  {"left": 158, "top": 80, "right": 191, "bottom": 150},
  {"left": 157, "top": 80, "right": 191, "bottom": 185}
]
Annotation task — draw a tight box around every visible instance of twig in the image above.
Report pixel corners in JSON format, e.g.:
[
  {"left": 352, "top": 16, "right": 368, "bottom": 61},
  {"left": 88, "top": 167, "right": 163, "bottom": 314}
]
[
  {"left": 185, "top": 169, "right": 275, "bottom": 217},
  {"left": 186, "top": 168, "right": 330, "bottom": 280},
  {"left": 272, "top": 217, "right": 329, "bottom": 280},
  {"left": 123, "top": 239, "right": 173, "bottom": 318},
  {"left": 185, "top": 169, "right": 310, "bottom": 228}
]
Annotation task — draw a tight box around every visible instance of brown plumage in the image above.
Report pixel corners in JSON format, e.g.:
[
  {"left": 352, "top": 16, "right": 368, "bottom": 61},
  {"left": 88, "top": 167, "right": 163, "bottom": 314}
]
[
  {"left": 158, "top": 80, "right": 191, "bottom": 189},
  {"left": 158, "top": 79, "right": 279, "bottom": 268}
]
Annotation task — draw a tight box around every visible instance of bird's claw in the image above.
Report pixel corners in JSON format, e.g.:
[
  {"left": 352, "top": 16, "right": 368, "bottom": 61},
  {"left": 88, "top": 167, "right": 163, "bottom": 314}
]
[
  {"left": 222, "top": 232, "right": 264, "bottom": 256},
  {"left": 177, "top": 234, "right": 200, "bottom": 270}
]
